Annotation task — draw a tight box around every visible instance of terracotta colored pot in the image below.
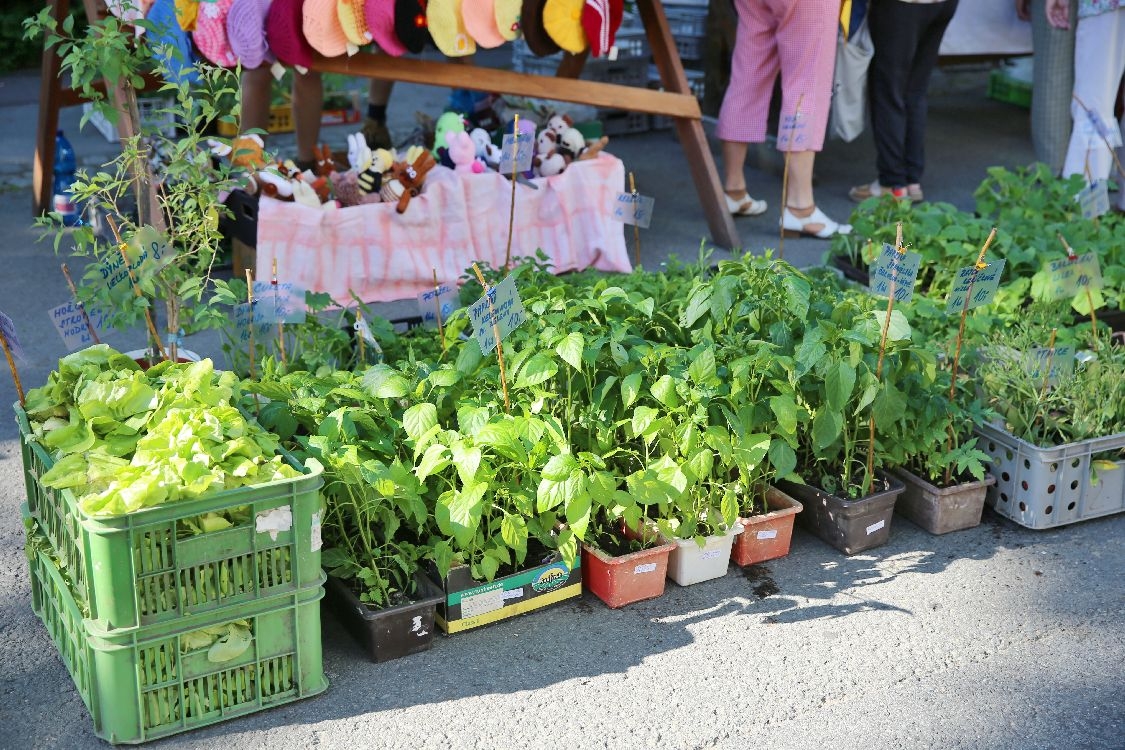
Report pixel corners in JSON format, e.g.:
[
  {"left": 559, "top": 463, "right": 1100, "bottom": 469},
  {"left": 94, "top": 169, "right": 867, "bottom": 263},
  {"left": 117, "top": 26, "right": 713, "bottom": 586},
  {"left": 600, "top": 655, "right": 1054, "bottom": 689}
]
[
  {"left": 730, "top": 486, "right": 803, "bottom": 567},
  {"left": 581, "top": 538, "right": 676, "bottom": 608}
]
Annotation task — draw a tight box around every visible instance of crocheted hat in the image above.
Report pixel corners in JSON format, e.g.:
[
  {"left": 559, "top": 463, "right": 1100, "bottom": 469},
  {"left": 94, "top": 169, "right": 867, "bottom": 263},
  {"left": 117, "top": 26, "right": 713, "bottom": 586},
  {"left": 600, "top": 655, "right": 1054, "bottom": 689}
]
[
  {"left": 520, "top": 0, "right": 559, "bottom": 56},
  {"left": 267, "top": 0, "right": 315, "bottom": 68},
  {"left": 394, "top": 0, "right": 433, "bottom": 54},
  {"left": 363, "top": 0, "right": 407, "bottom": 55},
  {"left": 226, "top": 0, "right": 275, "bottom": 69},
  {"left": 493, "top": 0, "right": 521, "bottom": 41},
  {"left": 174, "top": 0, "right": 199, "bottom": 31},
  {"left": 304, "top": 0, "right": 350, "bottom": 57},
  {"left": 427, "top": 0, "right": 476, "bottom": 56},
  {"left": 462, "top": 0, "right": 506, "bottom": 48},
  {"left": 581, "top": 0, "right": 622, "bottom": 58},
  {"left": 146, "top": 0, "right": 201, "bottom": 83},
  {"left": 338, "top": 0, "right": 374, "bottom": 48},
  {"left": 193, "top": 0, "right": 239, "bottom": 68},
  {"left": 542, "top": 0, "right": 586, "bottom": 54}
]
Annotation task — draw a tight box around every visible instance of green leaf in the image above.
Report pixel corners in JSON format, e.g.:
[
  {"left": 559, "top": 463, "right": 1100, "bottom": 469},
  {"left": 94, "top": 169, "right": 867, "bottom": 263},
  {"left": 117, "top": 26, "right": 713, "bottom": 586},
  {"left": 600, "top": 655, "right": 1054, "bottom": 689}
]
[
  {"left": 565, "top": 491, "right": 592, "bottom": 539},
  {"left": 687, "top": 347, "right": 717, "bottom": 384},
  {"left": 415, "top": 443, "right": 450, "bottom": 482},
  {"left": 621, "top": 372, "right": 643, "bottom": 410},
  {"left": 768, "top": 440, "right": 797, "bottom": 479},
  {"left": 555, "top": 332, "right": 585, "bottom": 372},
  {"left": 442, "top": 481, "right": 487, "bottom": 548},
  {"left": 631, "top": 406, "right": 660, "bottom": 439},
  {"left": 362, "top": 365, "right": 411, "bottom": 398},
  {"left": 514, "top": 352, "right": 558, "bottom": 389},
  {"left": 825, "top": 362, "right": 857, "bottom": 411},
  {"left": 812, "top": 409, "right": 842, "bottom": 450},
  {"left": 402, "top": 403, "right": 438, "bottom": 443},
  {"left": 450, "top": 442, "right": 482, "bottom": 484},
  {"left": 537, "top": 468, "right": 585, "bottom": 513},
  {"left": 870, "top": 309, "right": 912, "bottom": 342},
  {"left": 770, "top": 395, "right": 799, "bottom": 437},
  {"left": 500, "top": 513, "right": 528, "bottom": 550},
  {"left": 650, "top": 374, "right": 680, "bottom": 408},
  {"left": 542, "top": 452, "right": 579, "bottom": 481}
]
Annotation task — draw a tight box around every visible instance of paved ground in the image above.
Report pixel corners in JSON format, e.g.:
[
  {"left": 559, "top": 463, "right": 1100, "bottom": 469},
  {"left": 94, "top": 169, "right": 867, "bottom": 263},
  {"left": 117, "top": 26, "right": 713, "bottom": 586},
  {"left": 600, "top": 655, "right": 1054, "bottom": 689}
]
[{"left": 1, "top": 54, "right": 1124, "bottom": 750}]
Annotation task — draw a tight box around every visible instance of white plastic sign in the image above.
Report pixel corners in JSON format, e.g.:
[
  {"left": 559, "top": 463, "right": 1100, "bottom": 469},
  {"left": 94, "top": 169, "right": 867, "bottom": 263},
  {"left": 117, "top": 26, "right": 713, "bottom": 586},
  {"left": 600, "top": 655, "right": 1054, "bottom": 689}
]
[
  {"left": 865, "top": 519, "right": 885, "bottom": 535},
  {"left": 1077, "top": 181, "right": 1110, "bottom": 220},
  {"left": 48, "top": 300, "right": 109, "bottom": 351},
  {"left": 499, "top": 132, "right": 534, "bottom": 174},
  {"left": 469, "top": 273, "right": 526, "bottom": 355},
  {"left": 1042, "top": 252, "right": 1103, "bottom": 301},
  {"left": 612, "top": 192, "right": 655, "bottom": 228},
  {"left": 417, "top": 283, "right": 459, "bottom": 328},
  {"left": 869, "top": 243, "right": 922, "bottom": 303},
  {"left": 0, "top": 311, "right": 26, "bottom": 360},
  {"left": 945, "top": 260, "right": 1005, "bottom": 314},
  {"left": 633, "top": 563, "right": 657, "bottom": 574},
  {"left": 252, "top": 280, "right": 307, "bottom": 324}
]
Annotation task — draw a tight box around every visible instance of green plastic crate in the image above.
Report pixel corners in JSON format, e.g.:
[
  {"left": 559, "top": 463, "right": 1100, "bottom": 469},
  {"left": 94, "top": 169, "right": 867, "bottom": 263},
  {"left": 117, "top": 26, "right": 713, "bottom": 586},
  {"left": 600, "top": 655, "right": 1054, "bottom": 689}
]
[
  {"left": 15, "top": 405, "right": 324, "bottom": 632},
  {"left": 27, "top": 534, "right": 328, "bottom": 745},
  {"left": 987, "top": 69, "right": 1032, "bottom": 109}
]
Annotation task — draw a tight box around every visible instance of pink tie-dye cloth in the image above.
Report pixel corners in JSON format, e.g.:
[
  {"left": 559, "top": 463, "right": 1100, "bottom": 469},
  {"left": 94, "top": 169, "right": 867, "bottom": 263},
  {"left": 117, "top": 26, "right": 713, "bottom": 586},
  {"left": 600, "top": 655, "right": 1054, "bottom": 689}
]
[{"left": 255, "top": 153, "right": 631, "bottom": 302}]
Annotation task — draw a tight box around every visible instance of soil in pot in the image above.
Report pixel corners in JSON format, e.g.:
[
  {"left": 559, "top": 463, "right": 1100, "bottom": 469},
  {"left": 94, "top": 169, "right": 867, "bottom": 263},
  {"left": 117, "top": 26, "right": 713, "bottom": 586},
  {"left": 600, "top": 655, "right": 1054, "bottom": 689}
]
[
  {"left": 891, "top": 468, "right": 996, "bottom": 535},
  {"left": 582, "top": 530, "right": 676, "bottom": 609},
  {"left": 731, "top": 487, "right": 803, "bottom": 567},
  {"left": 324, "top": 573, "right": 444, "bottom": 663},
  {"left": 780, "top": 472, "right": 904, "bottom": 555}
]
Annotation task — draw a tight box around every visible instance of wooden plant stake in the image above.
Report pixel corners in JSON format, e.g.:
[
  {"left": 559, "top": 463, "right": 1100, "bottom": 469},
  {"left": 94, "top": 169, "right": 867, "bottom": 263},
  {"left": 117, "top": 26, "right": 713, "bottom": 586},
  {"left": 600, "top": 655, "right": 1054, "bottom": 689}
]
[
  {"left": 865, "top": 221, "right": 904, "bottom": 494},
  {"left": 355, "top": 307, "right": 366, "bottom": 364},
  {"left": 1040, "top": 327, "right": 1058, "bottom": 399},
  {"left": 105, "top": 215, "right": 167, "bottom": 362},
  {"left": 504, "top": 114, "right": 521, "bottom": 272},
  {"left": 778, "top": 93, "right": 805, "bottom": 261},
  {"left": 61, "top": 263, "right": 101, "bottom": 345},
  {"left": 943, "top": 227, "right": 997, "bottom": 485},
  {"left": 472, "top": 263, "right": 511, "bottom": 413},
  {"left": 1057, "top": 233, "right": 1099, "bottom": 349},
  {"left": 271, "top": 258, "right": 287, "bottom": 364},
  {"left": 245, "top": 269, "right": 256, "bottom": 380},
  {"left": 432, "top": 268, "right": 447, "bottom": 354},
  {"left": 0, "top": 327, "right": 24, "bottom": 405},
  {"left": 629, "top": 171, "right": 641, "bottom": 269}
]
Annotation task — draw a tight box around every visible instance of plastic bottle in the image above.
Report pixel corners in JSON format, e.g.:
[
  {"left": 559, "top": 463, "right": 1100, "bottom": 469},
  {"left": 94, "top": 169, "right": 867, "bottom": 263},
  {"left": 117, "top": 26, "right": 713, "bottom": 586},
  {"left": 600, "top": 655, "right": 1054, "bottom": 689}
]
[{"left": 53, "top": 130, "right": 79, "bottom": 227}]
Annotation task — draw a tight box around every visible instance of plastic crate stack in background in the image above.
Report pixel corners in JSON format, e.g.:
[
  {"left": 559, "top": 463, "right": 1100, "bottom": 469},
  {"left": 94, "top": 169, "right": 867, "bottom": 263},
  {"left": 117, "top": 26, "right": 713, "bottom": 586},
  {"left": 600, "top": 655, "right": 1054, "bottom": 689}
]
[{"left": 649, "top": 0, "right": 709, "bottom": 130}]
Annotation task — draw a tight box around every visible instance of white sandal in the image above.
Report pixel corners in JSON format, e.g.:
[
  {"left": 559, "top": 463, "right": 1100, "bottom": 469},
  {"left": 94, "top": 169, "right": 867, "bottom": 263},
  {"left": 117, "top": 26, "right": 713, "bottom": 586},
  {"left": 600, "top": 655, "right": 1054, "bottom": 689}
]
[
  {"left": 724, "top": 191, "right": 768, "bottom": 217},
  {"left": 780, "top": 205, "right": 852, "bottom": 239}
]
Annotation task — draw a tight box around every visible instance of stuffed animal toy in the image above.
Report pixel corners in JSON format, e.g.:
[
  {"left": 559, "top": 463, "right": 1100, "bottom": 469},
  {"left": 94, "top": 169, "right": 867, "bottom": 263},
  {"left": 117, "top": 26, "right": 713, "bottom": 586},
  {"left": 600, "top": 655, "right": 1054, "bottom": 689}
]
[
  {"left": 545, "top": 112, "right": 573, "bottom": 137},
  {"left": 533, "top": 129, "right": 565, "bottom": 177},
  {"left": 448, "top": 130, "right": 484, "bottom": 174},
  {"left": 357, "top": 148, "right": 395, "bottom": 194},
  {"left": 381, "top": 151, "right": 437, "bottom": 213},
  {"left": 208, "top": 135, "right": 284, "bottom": 196},
  {"left": 556, "top": 126, "right": 586, "bottom": 163},
  {"left": 347, "top": 131, "right": 373, "bottom": 172},
  {"left": 469, "top": 128, "right": 502, "bottom": 168},
  {"left": 432, "top": 111, "right": 467, "bottom": 167}
]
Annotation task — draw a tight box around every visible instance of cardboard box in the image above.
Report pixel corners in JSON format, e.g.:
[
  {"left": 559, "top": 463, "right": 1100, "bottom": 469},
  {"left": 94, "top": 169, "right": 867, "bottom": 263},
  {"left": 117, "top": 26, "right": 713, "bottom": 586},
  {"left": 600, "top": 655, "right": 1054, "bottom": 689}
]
[{"left": 430, "top": 555, "right": 582, "bottom": 634}]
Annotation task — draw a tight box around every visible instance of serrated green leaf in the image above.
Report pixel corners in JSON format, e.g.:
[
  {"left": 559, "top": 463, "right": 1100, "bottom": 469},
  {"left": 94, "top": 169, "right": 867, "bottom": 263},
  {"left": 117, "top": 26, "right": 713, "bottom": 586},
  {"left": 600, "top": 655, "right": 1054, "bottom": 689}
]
[
  {"left": 555, "top": 332, "right": 584, "bottom": 372},
  {"left": 687, "top": 347, "right": 717, "bottom": 384},
  {"left": 825, "top": 362, "right": 857, "bottom": 411},
  {"left": 402, "top": 403, "right": 438, "bottom": 443},
  {"left": 770, "top": 395, "right": 799, "bottom": 437},
  {"left": 514, "top": 352, "right": 558, "bottom": 389},
  {"left": 450, "top": 442, "right": 482, "bottom": 484}
]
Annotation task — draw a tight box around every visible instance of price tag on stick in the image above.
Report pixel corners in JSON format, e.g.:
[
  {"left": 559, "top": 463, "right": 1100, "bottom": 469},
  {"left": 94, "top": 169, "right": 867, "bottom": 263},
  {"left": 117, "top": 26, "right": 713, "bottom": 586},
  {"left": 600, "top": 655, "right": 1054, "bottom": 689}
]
[
  {"left": 1077, "top": 181, "right": 1110, "bottom": 220},
  {"left": 945, "top": 259, "right": 1005, "bottom": 314},
  {"left": 499, "top": 132, "right": 534, "bottom": 175},
  {"left": 869, "top": 243, "right": 922, "bottom": 303},
  {"left": 612, "top": 192, "right": 655, "bottom": 228},
  {"left": 1026, "top": 345, "right": 1074, "bottom": 384},
  {"left": 469, "top": 273, "right": 526, "bottom": 355},
  {"left": 0, "top": 311, "right": 26, "bottom": 361},
  {"left": 232, "top": 302, "right": 274, "bottom": 344},
  {"left": 417, "top": 283, "right": 459, "bottom": 328},
  {"left": 252, "top": 280, "right": 307, "bottom": 324},
  {"left": 48, "top": 300, "right": 109, "bottom": 351},
  {"left": 1042, "top": 251, "right": 1103, "bottom": 301}
]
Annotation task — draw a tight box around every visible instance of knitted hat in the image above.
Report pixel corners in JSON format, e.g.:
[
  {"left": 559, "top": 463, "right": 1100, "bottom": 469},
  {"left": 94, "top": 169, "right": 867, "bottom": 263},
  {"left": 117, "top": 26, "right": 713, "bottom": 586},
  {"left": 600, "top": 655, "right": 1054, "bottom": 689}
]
[
  {"left": 226, "top": 0, "right": 275, "bottom": 69},
  {"left": 364, "top": 0, "right": 407, "bottom": 55},
  {"left": 580, "top": 0, "right": 621, "bottom": 58},
  {"left": 146, "top": 0, "right": 201, "bottom": 84},
  {"left": 394, "top": 0, "right": 433, "bottom": 54},
  {"left": 338, "top": 0, "right": 373, "bottom": 48},
  {"left": 542, "top": 0, "right": 586, "bottom": 54},
  {"left": 193, "top": 0, "right": 239, "bottom": 68},
  {"left": 304, "top": 0, "right": 350, "bottom": 57},
  {"left": 462, "top": 0, "right": 506, "bottom": 48},
  {"left": 520, "top": 0, "right": 558, "bottom": 56},
  {"left": 493, "top": 0, "right": 521, "bottom": 41},
  {"left": 427, "top": 0, "right": 476, "bottom": 57},
  {"left": 267, "top": 0, "right": 315, "bottom": 68},
  {"left": 174, "top": 0, "right": 199, "bottom": 31}
]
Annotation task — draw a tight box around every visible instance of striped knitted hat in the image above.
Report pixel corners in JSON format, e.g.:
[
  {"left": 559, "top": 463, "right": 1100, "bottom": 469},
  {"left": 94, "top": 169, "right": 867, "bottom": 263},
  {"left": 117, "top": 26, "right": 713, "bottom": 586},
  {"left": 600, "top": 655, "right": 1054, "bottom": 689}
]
[
  {"left": 580, "top": 0, "right": 622, "bottom": 58},
  {"left": 338, "top": 0, "right": 373, "bottom": 47}
]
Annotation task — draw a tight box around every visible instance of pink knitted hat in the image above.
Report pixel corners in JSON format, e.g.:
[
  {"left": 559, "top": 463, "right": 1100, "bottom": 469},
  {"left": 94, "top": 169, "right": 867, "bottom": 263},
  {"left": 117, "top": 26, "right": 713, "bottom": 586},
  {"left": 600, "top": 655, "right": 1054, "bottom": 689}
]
[
  {"left": 363, "top": 0, "right": 406, "bottom": 55},
  {"left": 462, "top": 0, "right": 506, "bottom": 48},
  {"left": 581, "top": 0, "right": 622, "bottom": 58},
  {"left": 304, "top": 0, "right": 350, "bottom": 57},
  {"left": 227, "top": 0, "right": 276, "bottom": 69},
  {"left": 267, "top": 0, "right": 315, "bottom": 68},
  {"left": 193, "top": 0, "right": 239, "bottom": 67}
]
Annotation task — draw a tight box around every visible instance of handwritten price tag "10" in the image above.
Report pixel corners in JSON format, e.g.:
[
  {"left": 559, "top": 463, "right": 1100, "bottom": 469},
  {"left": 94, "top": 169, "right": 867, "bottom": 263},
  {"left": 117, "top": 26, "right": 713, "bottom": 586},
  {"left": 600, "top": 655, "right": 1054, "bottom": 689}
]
[
  {"left": 1042, "top": 252, "right": 1103, "bottom": 302},
  {"left": 870, "top": 243, "right": 922, "bottom": 303},
  {"left": 469, "top": 274, "right": 526, "bottom": 355},
  {"left": 612, "top": 192, "right": 655, "bottom": 229},
  {"left": 945, "top": 259, "right": 1005, "bottom": 314}
]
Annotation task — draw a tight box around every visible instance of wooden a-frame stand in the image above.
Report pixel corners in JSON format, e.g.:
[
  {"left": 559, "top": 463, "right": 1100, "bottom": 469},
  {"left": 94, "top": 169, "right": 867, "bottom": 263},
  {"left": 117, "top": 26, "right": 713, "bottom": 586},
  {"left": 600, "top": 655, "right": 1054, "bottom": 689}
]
[{"left": 33, "top": 0, "right": 740, "bottom": 249}]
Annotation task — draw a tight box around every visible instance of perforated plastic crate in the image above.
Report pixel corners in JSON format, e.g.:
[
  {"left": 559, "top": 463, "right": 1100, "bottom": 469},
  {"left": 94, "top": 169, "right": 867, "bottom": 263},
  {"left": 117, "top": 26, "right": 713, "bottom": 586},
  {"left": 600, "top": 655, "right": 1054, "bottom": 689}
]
[
  {"left": 976, "top": 422, "right": 1125, "bottom": 529},
  {"left": 27, "top": 533, "right": 327, "bottom": 745},
  {"left": 664, "top": 6, "right": 707, "bottom": 37},
  {"left": 16, "top": 405, "right": 324, "bottom": 632},
  {"left": 674, "top": 34, "right": 704, "bottom": 62},
  {"left": 512, "top": 40, "right": 648, "bottom": 87},
  {"left": 599, "top": 109, "right": 651, "bottom": 136}
]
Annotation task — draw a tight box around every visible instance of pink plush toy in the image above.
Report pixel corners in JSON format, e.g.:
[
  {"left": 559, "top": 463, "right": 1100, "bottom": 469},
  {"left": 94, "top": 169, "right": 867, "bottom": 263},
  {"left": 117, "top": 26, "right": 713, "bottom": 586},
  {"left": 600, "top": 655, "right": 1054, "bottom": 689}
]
[{"left": 448, "top": 130, "right": 484, "bottom": 174}]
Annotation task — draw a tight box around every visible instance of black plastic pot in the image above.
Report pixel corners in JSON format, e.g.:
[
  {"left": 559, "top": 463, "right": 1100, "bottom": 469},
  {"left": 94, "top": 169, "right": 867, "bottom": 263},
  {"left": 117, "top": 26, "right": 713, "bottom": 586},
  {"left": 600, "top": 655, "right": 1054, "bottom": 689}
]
[
  {"left": 324, "top": 573, "right": 444, "bottom": 663},
  {"left": 830, "top": 255, "right": 870, "bottom": 285},
  {"left": 780, "top": 473, "right": 904, "bottom": 555}
]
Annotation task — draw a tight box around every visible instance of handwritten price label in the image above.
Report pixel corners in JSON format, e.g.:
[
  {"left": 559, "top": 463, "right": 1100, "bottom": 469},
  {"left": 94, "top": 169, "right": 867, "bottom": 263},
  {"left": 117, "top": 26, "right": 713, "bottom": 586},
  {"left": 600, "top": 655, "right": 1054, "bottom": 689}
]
[
  {"left": 232, "top": 302, "right": 275, "bottom": 344},
  {"left": 499, "top": 133, "right": 534, "bottom": 174},
  {"left": 417, "top": 283, "right": 460, "bottom": 328},
  {"left": 945, "top": 260, "right": 1005, "bottom": 314},
  {"left": 869, "top": 243, "right": 922, "bottom": 303},
  {"left": 131, "top": 225, "right": 177, "bottom": 272},
  {"left": 1026, "top": 345, "right": 1074, "bottom": 383},
  {"left": 48, "top": 300, "right": 109, "bottom": 351},
  {"left": 468, "top": 273, "right": 526, "bottom": 355},
  {"left": 612, "top": 192, "right": 655, "bottom": 228},
  {"left": 251, "top": 281, "right": 307, "bottom": 324},
  {"left": 1042, "top": 252, "right": 1103, "bottom": 301},
  {"left": 1077, "top": 181, "right": 1110, "bottom": 220},
  {"left": 0, "top": 311, "right": 26, "bottom": 361}
]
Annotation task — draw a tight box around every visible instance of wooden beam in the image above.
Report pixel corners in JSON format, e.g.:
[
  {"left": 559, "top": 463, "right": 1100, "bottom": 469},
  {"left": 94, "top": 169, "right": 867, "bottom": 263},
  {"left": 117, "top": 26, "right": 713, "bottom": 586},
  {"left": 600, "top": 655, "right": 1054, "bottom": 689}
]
[
  {"left": 310, "top": 52, "right": 702, "bottom": 119},
  {"left": 35, "top": 0, "right": 70, "bottom": 216}
]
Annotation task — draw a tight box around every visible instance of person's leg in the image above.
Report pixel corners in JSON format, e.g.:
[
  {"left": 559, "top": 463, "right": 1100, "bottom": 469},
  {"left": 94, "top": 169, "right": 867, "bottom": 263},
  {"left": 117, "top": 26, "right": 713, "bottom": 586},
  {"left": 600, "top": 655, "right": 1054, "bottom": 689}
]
[
  {"left": 363, "top": 78, "right": 395, "bottom": 149},
  {"left": 716, "top": 0, "right": 779, "bottom": 207},
  {"left": 292, "top": 71, "right": 324, "bottom": 166},
  {"left": 241, "top": 66, "right": 272, "bottom": 133},
  {"left": 867, "top": 0, "right": 924, "bottom": 190},
  {"left": 1030, "top": 0, "right": 1077, "bottom": 175},
  {"left": 1062, "top": 11, "right": 1125, "bottom": 181},
  {"left": 902, "top": 0, "right": 959, "bottom": 187}
]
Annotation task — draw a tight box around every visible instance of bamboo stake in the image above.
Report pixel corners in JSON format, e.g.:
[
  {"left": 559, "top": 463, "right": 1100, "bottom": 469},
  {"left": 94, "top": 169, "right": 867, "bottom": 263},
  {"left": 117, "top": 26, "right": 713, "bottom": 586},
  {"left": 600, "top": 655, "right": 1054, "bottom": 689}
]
[
  {"left": 472, "top": 263, "right": 510, "bottom": 413},
  {"left": 271, "top": 258, "right": 286, "bottom": 364},
  {"left": 61, "top": 263, "right": 101, "bottom": 345},
  {"left": 629, "top": 171, "right": 641, "bottom": 269},
  {"left": 1057, "top": 233, "right": 1099, "bottom": 349},
  {"left": 504, "top": 114, "right": 521, "bottom": 272},
  {"left": 0, "top": 327, "right": 24, "bottom": 405},
  {"left": 355, "top": 307, "right": 366, "bottom": 364},
  {"left": 943, "top": 227, "right": 997, "bottom": 485},
  {"left": 432, "top": 268, "right": 447, "bottom": 354},
  {"left": 866, "top": 222, "right": 904, "bottom": 494},
  {"left": 106, "top": 215, "right": 167, "bottom": 361},
  {"left": 778, "top": 94, "right": 805, "bottom": 261},
  {"left": 245, "top": 269, "right": 256, "bottom": 380}
]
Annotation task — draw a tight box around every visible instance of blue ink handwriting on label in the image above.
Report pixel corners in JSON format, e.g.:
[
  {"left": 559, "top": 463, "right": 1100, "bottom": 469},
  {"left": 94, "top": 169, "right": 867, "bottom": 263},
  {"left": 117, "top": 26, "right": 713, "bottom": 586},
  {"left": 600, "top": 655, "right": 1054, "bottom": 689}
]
[
  {"left": 417, "top": 283, "right": 460, "bottom": 328},
  {"left": 1043, "top": 252, "right": 1103, "bottom": 301},
  {"left": 252, "top": 281, "right": 307, "bottom": 324},
  {"left": 48, "top": 300, "right": 109, "bottom": 351},
  {"left": 468, "top": 274, "right": 526, "bottom": 355},
  {"left": 869, "top": 243, "right": 922, "bottom": 303},
  {"left": 945, "top": 260, "right": 1006, "bottom": 314},
  {"left": 500, "top": 133, "right": 534, "bottom": 174},
  {"left": 612, "top": 192, "right": 655, "bottom": 229}
]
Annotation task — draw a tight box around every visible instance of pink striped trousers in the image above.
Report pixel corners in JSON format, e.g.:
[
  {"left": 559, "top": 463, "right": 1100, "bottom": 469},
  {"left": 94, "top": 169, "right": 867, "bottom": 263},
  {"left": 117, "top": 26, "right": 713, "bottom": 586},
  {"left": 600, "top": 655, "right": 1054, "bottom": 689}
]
[{"left": 717, "top": 0, "right": 841, "bottom": 152}]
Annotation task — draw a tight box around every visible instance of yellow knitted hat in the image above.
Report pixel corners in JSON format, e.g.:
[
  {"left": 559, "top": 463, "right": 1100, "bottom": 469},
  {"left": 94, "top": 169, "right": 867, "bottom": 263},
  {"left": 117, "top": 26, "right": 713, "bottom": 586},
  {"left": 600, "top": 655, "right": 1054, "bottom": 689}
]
[
  {"left": 426, "top": 0, "right": 476, "bottom": 57},
  {"left": 338, "top": 0, "right": 373, "bottom": 47},
  {"left": 542, "top": 0, "right": 587, "bottom": 54},
  {"left": 493, "top": 0, "right": 521, "bottom": 41}
]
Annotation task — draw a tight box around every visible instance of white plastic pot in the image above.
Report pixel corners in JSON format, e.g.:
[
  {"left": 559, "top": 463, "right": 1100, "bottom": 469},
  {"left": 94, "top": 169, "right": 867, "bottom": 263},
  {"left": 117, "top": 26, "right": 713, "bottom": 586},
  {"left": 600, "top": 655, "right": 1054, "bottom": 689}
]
[{"left": 665, "top": 523, "right": 743, "bottom": 587}]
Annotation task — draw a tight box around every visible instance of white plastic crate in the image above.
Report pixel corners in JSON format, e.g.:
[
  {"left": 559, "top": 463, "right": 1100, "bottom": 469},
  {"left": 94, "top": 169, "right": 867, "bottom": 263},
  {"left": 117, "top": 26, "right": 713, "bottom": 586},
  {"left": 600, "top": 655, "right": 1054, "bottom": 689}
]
[
  {"left": 82, "top": 96, "right": 177, "bottom": 142},
  {"left": 976, "top": 422, "right": 1125, "bottom": 529},
  {"left": 664, "top": 6, "right": 707, "bottom": 37}
]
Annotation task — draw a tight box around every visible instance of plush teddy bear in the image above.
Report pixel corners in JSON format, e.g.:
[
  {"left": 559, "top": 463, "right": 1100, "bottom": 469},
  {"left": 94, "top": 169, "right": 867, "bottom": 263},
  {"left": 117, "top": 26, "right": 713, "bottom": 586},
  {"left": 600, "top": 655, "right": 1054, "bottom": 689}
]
[
  {"left": 545, "top": 112, "right": 573, "bottom": 137},
  {"left": 533, "top": 129, "right": 566, "bottom": 177},
  {"left": 448, "top": 130, "right": 484, "bottom": 174},
  {"left": 380, "top": 150, "right": 437, "bottom": 213}
]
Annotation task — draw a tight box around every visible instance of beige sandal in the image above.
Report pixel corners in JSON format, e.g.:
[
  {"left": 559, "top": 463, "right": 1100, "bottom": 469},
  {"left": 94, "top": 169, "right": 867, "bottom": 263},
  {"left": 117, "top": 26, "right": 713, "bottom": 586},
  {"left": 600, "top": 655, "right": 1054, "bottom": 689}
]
[{"left": 724, "top": 190, "right": 768, "bottom": 217}]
